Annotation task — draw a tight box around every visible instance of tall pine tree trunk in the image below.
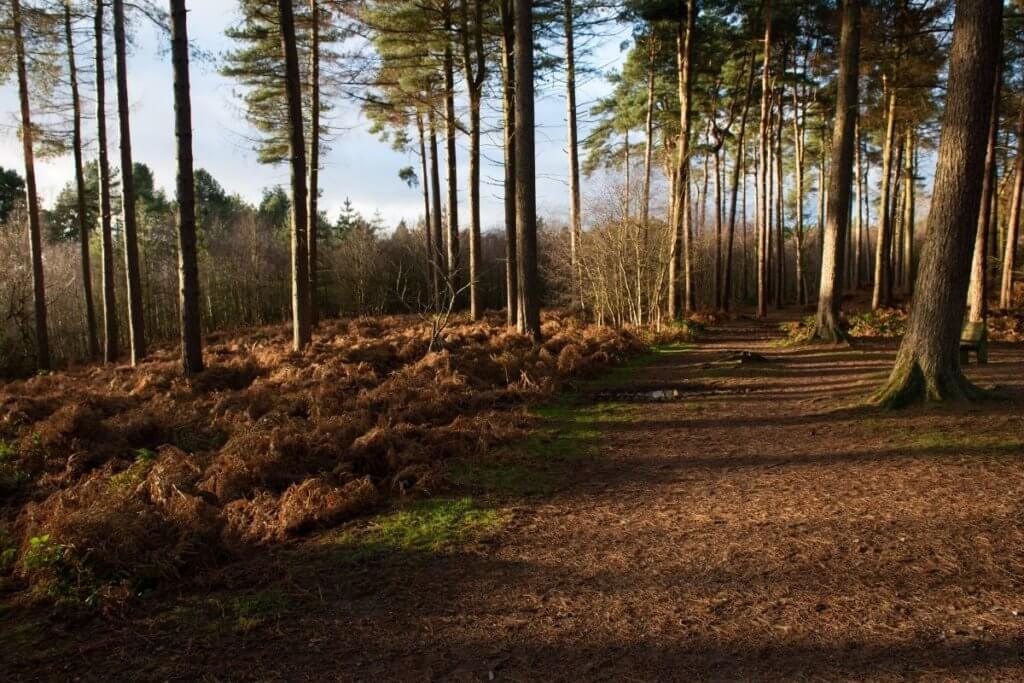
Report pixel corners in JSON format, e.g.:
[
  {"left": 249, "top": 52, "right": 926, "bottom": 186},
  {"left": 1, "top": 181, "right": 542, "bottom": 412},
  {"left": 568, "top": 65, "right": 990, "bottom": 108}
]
[
  {"left": 871, "top": 79, "right": 897, "bottom": 310},
  {"left": 277, "top": 0, "right": 311, "bottom": 350},
  {"left": 902, "top": 128, "right": 916, "bottom": 293},
  {"left": 428, "top": 109, "right": 445, "bottom": 308},
  {"left": 872, "top": 0, "right": 1001, "bottom": 407},
  {"left": 308, "top": 0, "right": 321, "bottom": 326},
  {"left": 95, "top": 1, "right": 118, "bottom": 363},
  {"left": 641, "top": 35, "right": 655, "bottom": 227},
  {"left": 514, "top": 0, "right": 541, "bottom": 341},
  {"left": 853, "top": 116, "right": 862, "bottom": 289},
  {"left": 969, "top": 57, "right": 1001, "bottom": 323},
  {"left": 169, "top": 0, "right": 203, "bottom": 375},
  {"left": 999, "top": 105, "right": 1024, "bottom": 310},
  {"left": 812, "top": 0, "right": 859, "bottom": 343},
  {"left": 723, "top": 53, "right": 756, "bottom": 311},
  {"left": 65, "top": 1, "right": 99, "bottom": 360},
  {"left": 12, "top": 0, "right": 49, "bottom": 370},
  {"left": 416, "top": 114, "right": 433, "bottom": 301},
  {"left": 564, "top": 0, "right": 583, "bottom": 311},
  {"left": 460, "top": 0, "right": 485, "bottom": 320},
  {"left": 756, "top": 0, "right": 772, "bottom": 318},
  {"left": 791, "top": 78, "right": 806, "bottom": 306},
  {"left": 671, "top": 0, "right": 696, "bottom": 317},
  {"left": 774, "top": 84, "right": 785, "bottom": 309},
  {"left": 443, "top": 13, "right": 460, "bottom": 299},
  {"left": 499, "top": 0, "right": 518, "bottom": 326},
  {"left": 113, "top": 0, "right": 146, "bottom": 365}
]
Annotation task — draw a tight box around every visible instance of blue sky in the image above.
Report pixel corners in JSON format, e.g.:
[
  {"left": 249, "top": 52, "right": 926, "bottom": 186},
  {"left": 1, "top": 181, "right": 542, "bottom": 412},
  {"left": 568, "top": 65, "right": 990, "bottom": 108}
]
[{"left": 0, "top": 1, "right": 631, "bottom": 232}]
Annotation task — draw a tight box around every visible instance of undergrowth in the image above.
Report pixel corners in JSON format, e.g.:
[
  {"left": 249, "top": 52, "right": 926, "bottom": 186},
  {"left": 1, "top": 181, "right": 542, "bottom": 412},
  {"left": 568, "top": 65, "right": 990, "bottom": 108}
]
[{"left": 0, "top": 311, "right": 680, "bottom": 608}]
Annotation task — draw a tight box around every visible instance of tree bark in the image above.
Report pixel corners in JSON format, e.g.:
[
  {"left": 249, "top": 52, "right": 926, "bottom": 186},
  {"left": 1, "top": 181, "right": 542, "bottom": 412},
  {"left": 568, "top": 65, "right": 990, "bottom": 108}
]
[
  {"left": 791, "top": 73, "right": 806, "bottom": 306},
  {"left": 853, "top": 115, "right": 862, "bottom": 289},
  {"left": 641, "top": 35, "right": 656, "bottom": 228},
  {"left": 460, "top": 0, "right": 485, "bottom": 320},
  {"left": 277, "top": 0, "right": 311, "bottom": 350},
  {"left": 514, "top": 0, "right": 541, "bottom": 341},
  {"left": 416, "top": 114, "right": 433, "bottom": 301},
  {"left": 774, "top": 82, "right": 785, "bottom": 309},
  {"left": 722, "top": 53, "right": 756, "bottom": 312},
  {"left": 679, "top": 0, "right": 696, "bottom": 314},
  {"left": 969, "top": 57, "right": 1001, "bottom": 323},
  {"left": 564, "top": 0, "right": 583, "bottom": 311},
  {"left": 901, "top": 128, "right": 915, "bottom": 293},
  {"left": 871, "top": 78, "right": 897, "bottom": 310},
  {"left": 65, "top": 1, "right": 99, "bottom": 361},
  {"left": 169, "top": 0, "right": 203, "bottom": 375},
  {"left": 756, "top": 0, "right": 772, "bottom": 318},
  {"left": 308, "top": 0, "right": 321, "bottom": 326},
  {"left": 428, "top": 109, "right": 445, "bottom": 308},
  {"left": 999, "top": 104, "right": 1024, "bottom": 310},
  {"left": 113, "top": 0, "right": 146, "bottom": 365},
  {"left": 872, "top": 0, "right": 1002, "bottom": 407},
  {"left": 812, "top": 0, "right": 859, "bottom": 343},
  {"left": 95, "top": 0, "right": 118, "bottom": 363},
  {"left": 12, "top": 0, "right": 49, "bottom": 370},
  {"left": 443, "top": 13, "right": 460, "bottom": 298},
  {"left": 499, "top": 0, "right": 518, "bottom": 326}
]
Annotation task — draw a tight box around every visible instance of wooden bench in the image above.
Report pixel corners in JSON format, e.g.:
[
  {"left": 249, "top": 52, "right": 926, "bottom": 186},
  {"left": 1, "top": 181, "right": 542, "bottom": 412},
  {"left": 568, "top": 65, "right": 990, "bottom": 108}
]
[{"left": 960, "top": 321, "right": 988, "bottom": 365}]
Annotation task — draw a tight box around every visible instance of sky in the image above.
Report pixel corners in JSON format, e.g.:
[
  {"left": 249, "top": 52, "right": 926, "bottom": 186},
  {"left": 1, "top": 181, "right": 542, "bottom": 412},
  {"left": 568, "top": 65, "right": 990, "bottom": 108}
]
[{"left": 0, "top": 1, "right": 632, "bottom": 232}]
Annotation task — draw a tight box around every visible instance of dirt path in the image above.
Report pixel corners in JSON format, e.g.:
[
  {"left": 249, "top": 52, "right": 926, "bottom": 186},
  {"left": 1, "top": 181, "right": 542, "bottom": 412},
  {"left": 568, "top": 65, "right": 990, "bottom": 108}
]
[{"left": 7, "top": 316, "right": 1024, "bottom": 681}]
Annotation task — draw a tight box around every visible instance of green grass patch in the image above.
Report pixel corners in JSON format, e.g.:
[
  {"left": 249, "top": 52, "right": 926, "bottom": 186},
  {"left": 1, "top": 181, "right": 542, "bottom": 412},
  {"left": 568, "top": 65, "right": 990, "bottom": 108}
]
[
  {"left": 108, "top": 448, "right": 157, "bottom": 492},
  {"left": 327, "top": 497, "right": 504, "bottom": 565},
  {"left": 447, "top": 458, "right": 558, "bottom": 496},
  {"left": 911, "top": 431, "right": 1024, "bottom": 453}
]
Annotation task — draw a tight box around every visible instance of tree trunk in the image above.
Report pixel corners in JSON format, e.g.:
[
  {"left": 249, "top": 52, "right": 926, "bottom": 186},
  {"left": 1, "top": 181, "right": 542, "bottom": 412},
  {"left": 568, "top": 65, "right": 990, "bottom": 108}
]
[
  {"left": 12, "top": 0, "right": 49, "bottom": 370},
  {"left": 812, "top": 0, "right": 859, "bottom": 343},
  {"left": 308, "top": 0, "right": 321, "bottom": 326},
  {"left": 969, "top": 57, "right": 1001, "bottom": 323},
  {"left": 713, "top": 147, "right": 723, "bottom": 309},
  {"left": 872, "top": 0, "right": 1001, "bottom": 407},
  {"left": 65, "top": 2, "right": 99, "bottom": 360},
  {"left": 443, "top": 15, "right": 460, "bottom": 298},
  {"left": 514, "top": 0, "right": 541, "bottom": 341},
  {"left": 113, "top": 0, "right": 146, "bottom": 365},
  {"left": 416, "top": 114, "right": 433, "bottom": 301},
  {"left": 871, "top": 79, "right": 897, "bottom": 310},
  {"left": 722, "top": 53, "right": 756, "bottom": 312},
  {"left": 791, "top": 76, "right": 806, "bottom": 306},
  {"left": 774, "top": 83, "right": 785, "bottom": 309},
  {"left": 169, "top": 0, "right": 203, "bottom": 375},
  {"left": 641, "top": 35, "right": 655, "bottom": 227},
  {"left": 853, "top": 115, "right": 862, "bottom": 289},
  {"left": 95, "top": 0, "right": 118, "bottom": 363},
  {"left": 460, "top": 0, "right": 485, "bottom": 320},
  {"left": 428, "top": 110, "right": 445, "bottom": 308},
  {"left": 901, "top": 128, "right": 916, "bottom": 293},
  {"left": 999, "top": 104, "right": 1024, "bottom": 310},
  {"left": 277, "top": 0, "right": 311, "bottom": 350},
  {"left": 499, "top": 0, "right": 518, "bottom": 326},
  {"left": 564, "top": 0, "right": 583, "bottom": 311},
  {"left": 756, "top": 0, "right": 772, "bottom": 318},
  {"left": 678, "top": 0, "right": 696, "bottom": 314}
]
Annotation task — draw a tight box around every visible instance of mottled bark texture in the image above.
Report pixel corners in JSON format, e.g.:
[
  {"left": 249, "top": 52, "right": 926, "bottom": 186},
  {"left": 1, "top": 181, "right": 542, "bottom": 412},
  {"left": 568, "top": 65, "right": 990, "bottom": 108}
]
[
  {"left": 812, "top": 0, "right": 858, "bottom": 343},
  {"left": 872, "top": 0, "right": 1002, "bottom": 408}
]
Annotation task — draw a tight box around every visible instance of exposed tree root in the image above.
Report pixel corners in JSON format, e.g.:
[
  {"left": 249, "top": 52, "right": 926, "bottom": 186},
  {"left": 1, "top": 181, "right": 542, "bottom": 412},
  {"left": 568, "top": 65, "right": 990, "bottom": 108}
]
[
  {"left": 810, "top": 318, "right": 850, "bottom": 345},
  {"left": 870, "top": 357, "right": 988, "bottom": 409}
]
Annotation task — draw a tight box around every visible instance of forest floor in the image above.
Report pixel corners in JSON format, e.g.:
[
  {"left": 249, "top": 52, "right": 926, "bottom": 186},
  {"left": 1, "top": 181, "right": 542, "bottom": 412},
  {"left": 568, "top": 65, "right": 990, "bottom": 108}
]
[{"left": 4, "top": 312, "right": 1024, "bottom": 681}]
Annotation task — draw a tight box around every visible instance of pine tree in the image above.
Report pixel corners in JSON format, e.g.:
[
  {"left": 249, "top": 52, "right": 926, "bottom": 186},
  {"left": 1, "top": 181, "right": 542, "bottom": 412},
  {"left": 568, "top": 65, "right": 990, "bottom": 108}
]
[{"left": 169, "top": 0, "right": 203, "bottom": 375}]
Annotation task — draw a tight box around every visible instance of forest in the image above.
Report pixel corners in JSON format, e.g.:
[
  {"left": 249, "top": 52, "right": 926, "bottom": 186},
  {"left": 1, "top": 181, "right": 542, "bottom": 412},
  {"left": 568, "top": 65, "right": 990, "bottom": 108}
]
[{"left": 1, "top": 0, "right": 1024, "bottom": 679}]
